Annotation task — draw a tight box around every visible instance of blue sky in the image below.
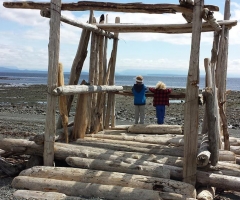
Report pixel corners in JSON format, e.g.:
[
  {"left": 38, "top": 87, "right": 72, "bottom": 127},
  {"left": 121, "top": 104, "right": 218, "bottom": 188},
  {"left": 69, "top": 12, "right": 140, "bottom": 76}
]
[{"left": 0, "top": 0, "right": 239, "bottom": 77}]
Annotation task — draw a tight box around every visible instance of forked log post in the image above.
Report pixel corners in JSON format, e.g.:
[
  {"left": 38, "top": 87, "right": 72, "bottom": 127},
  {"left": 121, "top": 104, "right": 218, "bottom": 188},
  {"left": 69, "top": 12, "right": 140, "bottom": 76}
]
[
  {"left": 56, "top": 11, "right": 93, "bottom": 129},
  {"left": 19, "top": 166, "right": 196, "bottom": 199},
  {"left": 44, "top": 0, "right": 61, "bottom": 166},
  {"left": 12, "top": 176, "right": 162, "bottom": 200},
  {"left": 202, "top": 87, "right": 219, "bottom": 166},
  {"left": 3, "top": 1, "right": 219, "bottom": 13},
  {"left": 66, "top": 157, "right": 170, "bottom": 179},
  {"left": 53, "top": 85, "right": 123, "bottom": 95},
  {"left": 40, "top": 9, "right": 115, "bottom": 39},
  {"left": 57, "top": 63, "right": 68, "bottom": 143},
  {"left": 128, "top": 124, "right": 182, "bottom": 134},
  {"left": 183, "top": 0, "right": 203, "bottom": 185},
  {"left": 105, "top": 17, "right": 120, "bottom": 129}
]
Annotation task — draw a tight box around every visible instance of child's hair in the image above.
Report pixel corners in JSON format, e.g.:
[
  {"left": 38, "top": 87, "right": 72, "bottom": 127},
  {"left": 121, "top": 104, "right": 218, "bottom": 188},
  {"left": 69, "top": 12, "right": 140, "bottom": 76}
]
[{"left": 156, "top": 81, "right": 166, "bottom": 89}]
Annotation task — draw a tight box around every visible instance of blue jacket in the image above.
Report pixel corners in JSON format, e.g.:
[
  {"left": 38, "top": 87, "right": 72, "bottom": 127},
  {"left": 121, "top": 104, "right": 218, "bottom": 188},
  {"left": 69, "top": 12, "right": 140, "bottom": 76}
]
[{"left": 132, "top": 84, "right": 147, "bottom": 105}]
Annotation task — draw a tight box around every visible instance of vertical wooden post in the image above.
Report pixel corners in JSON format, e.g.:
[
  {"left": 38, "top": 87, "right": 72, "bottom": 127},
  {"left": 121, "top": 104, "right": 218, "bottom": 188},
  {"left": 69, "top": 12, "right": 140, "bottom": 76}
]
[
  {"left": 215, "top": 0, "right": 231, "bottom": 150},
  {"left": 203, "top": 58, "right": 220, "bottom": 166},
  {"left": 90, "top": 33, "right": 100, "bottom": 133},
  {"left": 105, "top": 17, "right": 120, "bottom": 129},
  {"left": 58, "top": 63, "right": 69, "bottom": 143},
  {"left": 102, "top": 14, "right": 109, "bottom": 126},
  {"left": 44, "top": 0, "right": 61, "bottom": 166},
  {"left": 183, "top": 0, "right": 203, "bottom": 185}
]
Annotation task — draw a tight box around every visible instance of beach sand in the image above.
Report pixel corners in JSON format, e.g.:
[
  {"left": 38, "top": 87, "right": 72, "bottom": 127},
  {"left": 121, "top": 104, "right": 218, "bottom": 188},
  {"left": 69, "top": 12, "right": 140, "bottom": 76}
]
[{"left": 0, "top": 84, "right": 240, "bottom": 199}]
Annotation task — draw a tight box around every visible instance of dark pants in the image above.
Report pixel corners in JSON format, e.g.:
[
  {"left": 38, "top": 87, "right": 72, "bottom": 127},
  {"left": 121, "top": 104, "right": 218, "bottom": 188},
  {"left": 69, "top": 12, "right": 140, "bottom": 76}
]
[{"left": 156, "top": 105, "right": 165, "bottom": 124}]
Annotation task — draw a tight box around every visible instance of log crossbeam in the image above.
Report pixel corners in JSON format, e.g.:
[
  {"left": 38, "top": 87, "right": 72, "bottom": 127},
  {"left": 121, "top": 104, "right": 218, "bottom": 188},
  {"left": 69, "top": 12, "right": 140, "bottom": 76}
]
[
  {"left": 3, "top": 1, "right": 219, "bottom": 14},
  {"left": 96, "top": 20, "right": 237, "bottom": 34},
  {"left": 53, "top": 85, "right": 123, "bottom": 96},
  {"left": 40, "top": 9, "right": 115, "bottom": 39}
]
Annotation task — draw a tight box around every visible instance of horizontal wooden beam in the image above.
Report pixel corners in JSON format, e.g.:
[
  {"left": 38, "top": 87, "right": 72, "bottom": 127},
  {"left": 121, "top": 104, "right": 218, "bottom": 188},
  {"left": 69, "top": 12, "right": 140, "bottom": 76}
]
[
  {"left": 53, "top": 85, "right": 123, "bottom": 96},
  {"left": 40, "top": 10, "right": 115, "bottom": 39},
  {"left": 3, "top": 1, "right": 219, "bottom": 14},
  {"left": 96, "top": 20, "right": 237, "bottom": 33},
  {"left": 113, "top": 91, "right": 186, "bottom": 99}
]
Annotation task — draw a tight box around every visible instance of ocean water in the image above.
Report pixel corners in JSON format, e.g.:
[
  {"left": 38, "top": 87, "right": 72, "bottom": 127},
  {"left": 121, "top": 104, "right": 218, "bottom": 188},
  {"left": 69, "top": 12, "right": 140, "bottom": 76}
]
[{"left": 0, "top": 72, "right": 239, "bottom": 91}]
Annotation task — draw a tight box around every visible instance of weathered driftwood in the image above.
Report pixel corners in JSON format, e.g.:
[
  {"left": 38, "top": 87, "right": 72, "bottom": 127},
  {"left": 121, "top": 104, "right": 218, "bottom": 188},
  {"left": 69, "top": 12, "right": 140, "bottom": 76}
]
[
  {"left": 13, "top": 190, "right": 79, "bottom": 200},
  {"left": 127, "top": 124, "right": 182, "bottom": 134},
  {"left": 202, "top": 8, "right": 222, "bottom": 32},
  {"left": 12, "top": 176, "right": 162, "bottom": 200},
  {"left": 196, "top": 186, "right": 215, "bottom": 200},
  {"left": 1, "top": 138, "right": 239, "bottom": 179},
  {"left": 73, "top": 92, "right": 88, "bottom": 139},
  {"left": 202, "top": 87, "right": 219, "bottom": 166},
  {"left": 216, "top": 0, "right": 231, "bottom": 150},
  {"left": 96, "top": 20, "right": 237, "bottom": 34},
  {"left": 183, "top": 0, "right": 203, "bottom": 185},
  {"left": 236, "top": 156, "right": 240, "bottom": 165},
  {"left": 53, "top": 85, "right": 123, "bottom": 96},
  {"left": 181, "top": 0, "right": 193, "bottom": 24},
  {"left": 66, "top": 157, "right": 170, "bottom": 179},
  {"left": 86, "top": 132, "right": 184, "bottom": 146},
  {"left": 41, "top": 9, "right": 115, "bottom": 39},
  {"left": 20, "top": 166, "right": 196, "bottom": 198},
  {"left": 3, "top": 1, "right": 219, "bottom": 13},
  {"left": 0, "top": 138, "right": 183, "bottom": 167},
  {"left": 44, "top": 0, "right": 61, "bottom": 166},
  {"left": 197, "top": 134, "right": 211, "bottom": 167},
  {"left": 196, "top": 170, "right": 240, "bottom": 192},
  {"left": 219, "top": 150, "right": 236, "bottom": 162},
  {"left": 0, "top": 157, "right": 26, "bottom": 176},
  {"left": 58, "top": 63, "right": 69, "bottom": 143},
  {"left": 230, "top": 146, "right": 240, "bottom": 155},
  {"left": 75, "top": 138, "right": 184, "bottom": 157}
]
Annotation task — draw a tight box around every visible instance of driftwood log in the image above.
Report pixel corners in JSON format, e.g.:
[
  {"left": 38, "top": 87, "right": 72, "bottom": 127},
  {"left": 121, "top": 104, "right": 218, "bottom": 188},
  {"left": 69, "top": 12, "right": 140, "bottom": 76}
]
[
  {"left": 75, "top": 138, "right": 184, "bottom": 157},
  {"left": 19, "top": 166, "right": 196, "bottom": 198},
  {"left": 12, "top": 176, "right": 162, "bottom": 200},
  {"left": 196, "top": 186, "right": 215, "bottom": 200},
  {"left": 2, "top": 139, "right": 240, "bottom": 191},
  {"left": 197, "top": 134, "right": 211, "bottom": 167},
  {"left": 66, "top": 157, "right": 170, "bottom": 179},
  {"left": 127, "top": 124, "right": 182, "bottom": 134},
  {"left": 86, "top": 132, "right": 185, "bottom": 146},
  {"left": 13, "top": 190, "right": 79, "bottom": 200},
  {"left": 53, "top": 85, "right": 123, "bottom": 96}
]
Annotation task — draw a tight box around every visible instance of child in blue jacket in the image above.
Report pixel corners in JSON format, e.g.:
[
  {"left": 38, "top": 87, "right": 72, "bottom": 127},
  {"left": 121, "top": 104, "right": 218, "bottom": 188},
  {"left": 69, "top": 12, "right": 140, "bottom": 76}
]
[{"left": 132, "top": 75, "right": 148, "bottom": 124}]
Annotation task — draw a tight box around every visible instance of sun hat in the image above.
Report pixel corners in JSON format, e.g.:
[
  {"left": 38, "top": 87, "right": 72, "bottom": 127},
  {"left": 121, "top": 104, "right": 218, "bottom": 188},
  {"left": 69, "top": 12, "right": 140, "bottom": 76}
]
[{"left": 135, "top": 75, "right": 143, "bottom": 83}]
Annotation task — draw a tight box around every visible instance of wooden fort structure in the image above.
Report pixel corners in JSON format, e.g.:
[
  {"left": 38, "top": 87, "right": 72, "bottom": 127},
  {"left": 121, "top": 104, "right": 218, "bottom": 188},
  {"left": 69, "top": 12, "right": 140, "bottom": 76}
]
[{"left": 1, "top": 0, "right": 239, "bottom": 199}]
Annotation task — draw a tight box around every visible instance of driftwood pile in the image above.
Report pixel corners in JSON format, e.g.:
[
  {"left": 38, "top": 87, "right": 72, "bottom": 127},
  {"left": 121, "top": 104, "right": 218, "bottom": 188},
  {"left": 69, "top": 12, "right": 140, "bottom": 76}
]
[{"left": 1, "top": 124, "right": 240, "bottom": 200}]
